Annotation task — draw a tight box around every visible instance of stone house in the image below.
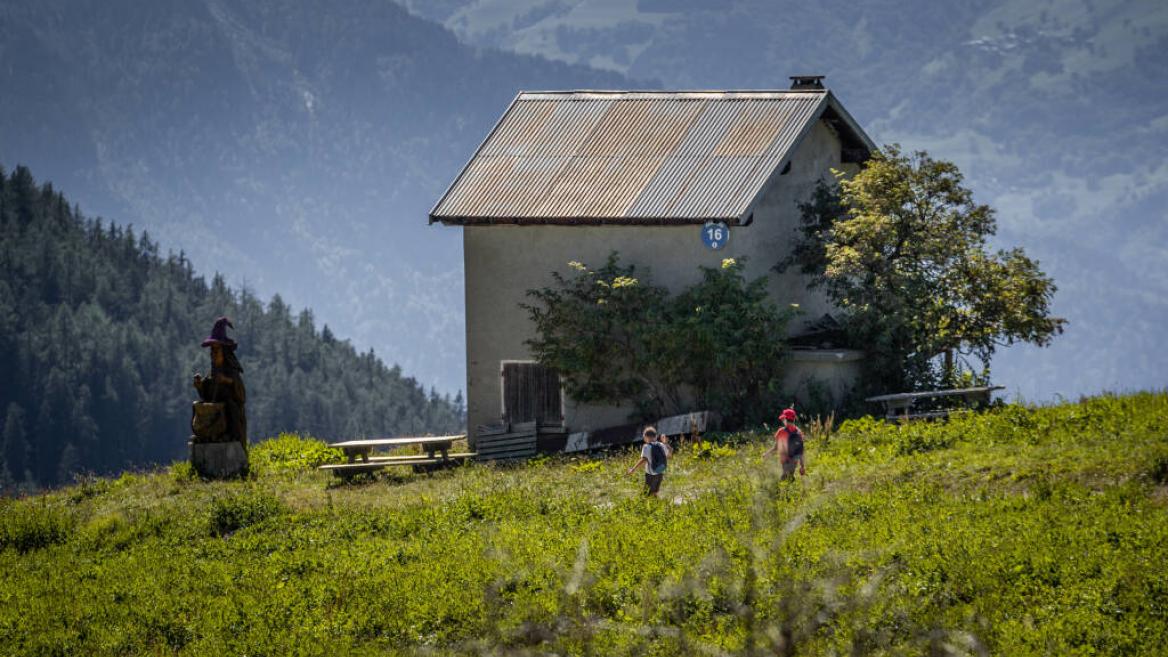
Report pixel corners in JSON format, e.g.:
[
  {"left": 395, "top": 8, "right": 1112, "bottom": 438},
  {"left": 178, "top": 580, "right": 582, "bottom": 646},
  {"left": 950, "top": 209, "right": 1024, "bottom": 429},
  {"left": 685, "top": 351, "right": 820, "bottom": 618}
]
[{"left": 430, "top": 77, "right": 874, "bottom": 450}]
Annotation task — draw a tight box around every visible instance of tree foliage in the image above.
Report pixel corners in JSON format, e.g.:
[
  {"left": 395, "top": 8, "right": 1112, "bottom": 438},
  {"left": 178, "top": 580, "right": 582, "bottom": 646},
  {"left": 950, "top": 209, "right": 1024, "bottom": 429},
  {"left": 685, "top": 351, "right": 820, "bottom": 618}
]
[
  {"left": 523, "top": 256, "right": 673, "bottom": 416},
  {"left": 523, "top": 254, "right": 794, "bottom": 426},
  {"left": 0, "top": 165, "right": 463, "bottom": 492},
  {"left": 781, "top": 146, "right": 1065, "bottom": 391},
  {"left": 669, "top": 259, "right": 795, "bottom": 425}
]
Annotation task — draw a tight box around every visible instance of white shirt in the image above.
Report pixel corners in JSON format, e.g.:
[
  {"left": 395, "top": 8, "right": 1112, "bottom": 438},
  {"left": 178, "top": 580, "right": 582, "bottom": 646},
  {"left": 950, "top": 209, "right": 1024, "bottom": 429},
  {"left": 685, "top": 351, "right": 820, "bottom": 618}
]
[{"left": 641, "top": 440, "right": 670, "bottom": 474}]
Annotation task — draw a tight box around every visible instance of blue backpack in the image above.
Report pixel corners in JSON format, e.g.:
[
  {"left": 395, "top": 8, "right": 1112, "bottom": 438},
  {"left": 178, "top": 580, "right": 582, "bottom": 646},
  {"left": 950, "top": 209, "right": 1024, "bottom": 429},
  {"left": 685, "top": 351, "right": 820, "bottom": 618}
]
[{"left": 648, "top": 441, "right": 668, "bottom": 473}]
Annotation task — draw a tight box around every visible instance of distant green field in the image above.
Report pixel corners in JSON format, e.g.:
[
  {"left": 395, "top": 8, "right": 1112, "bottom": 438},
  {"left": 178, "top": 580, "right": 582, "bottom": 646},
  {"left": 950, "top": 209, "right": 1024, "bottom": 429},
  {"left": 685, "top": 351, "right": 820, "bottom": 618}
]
[{"left": 2, "top": 393, "right": 1166, "bottom": 656}]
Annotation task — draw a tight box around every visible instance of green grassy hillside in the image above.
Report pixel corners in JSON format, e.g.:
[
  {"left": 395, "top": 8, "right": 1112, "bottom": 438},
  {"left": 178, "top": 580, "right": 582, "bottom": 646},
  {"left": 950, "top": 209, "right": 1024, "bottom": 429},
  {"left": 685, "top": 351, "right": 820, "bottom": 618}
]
[{"left": 2, "top": 393, "right": 1166, "bottom": 656}]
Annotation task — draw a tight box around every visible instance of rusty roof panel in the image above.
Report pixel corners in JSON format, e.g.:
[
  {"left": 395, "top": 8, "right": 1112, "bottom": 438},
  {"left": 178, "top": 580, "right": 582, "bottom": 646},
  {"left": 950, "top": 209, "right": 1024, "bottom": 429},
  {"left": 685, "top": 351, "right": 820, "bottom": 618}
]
[
  {"left": 730, "top": 97, "right": 824, "bottom": 210},
  {"left": 430, "top": 90, "right": 840, "bottom": 225},
  {"left": 672, "top": 157, "right": 757, "bottom": 218}
]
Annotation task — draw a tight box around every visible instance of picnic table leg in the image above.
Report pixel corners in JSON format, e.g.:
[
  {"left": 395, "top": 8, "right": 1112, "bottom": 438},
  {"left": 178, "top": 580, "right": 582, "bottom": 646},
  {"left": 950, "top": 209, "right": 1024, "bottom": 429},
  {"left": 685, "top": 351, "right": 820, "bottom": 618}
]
[{"left": 441, "top": 448, "right": 449, "bottom": 461}]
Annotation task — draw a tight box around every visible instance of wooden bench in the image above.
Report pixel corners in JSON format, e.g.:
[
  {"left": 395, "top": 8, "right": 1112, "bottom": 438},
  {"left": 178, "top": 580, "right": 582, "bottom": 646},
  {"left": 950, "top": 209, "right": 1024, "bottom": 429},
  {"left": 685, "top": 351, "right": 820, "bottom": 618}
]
[
  {"left": 865, "top": 386, "right": 1004, "bottom": 422},
  {"left": 329, "top": 435, "right": 466, "bottom": 463},
  {"left": 321, "top": 435, "right": 474, "bottom": 477},
  {"left": 319, "top": 452, "right": 477, "bottom": 476}
]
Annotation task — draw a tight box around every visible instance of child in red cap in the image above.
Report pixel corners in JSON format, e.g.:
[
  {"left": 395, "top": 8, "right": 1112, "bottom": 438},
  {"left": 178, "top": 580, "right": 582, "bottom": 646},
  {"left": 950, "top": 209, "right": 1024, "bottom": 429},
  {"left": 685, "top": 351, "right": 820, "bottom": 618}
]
[{"left": 763, "top": 408, "right": 806, "bottom": 480}]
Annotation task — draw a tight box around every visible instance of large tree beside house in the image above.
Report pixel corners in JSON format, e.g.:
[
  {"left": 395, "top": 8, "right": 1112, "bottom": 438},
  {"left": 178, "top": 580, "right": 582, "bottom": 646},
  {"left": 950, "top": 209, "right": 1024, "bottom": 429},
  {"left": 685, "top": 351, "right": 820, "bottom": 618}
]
[{"left": 782, "top": 146, "right": 1065, "bottom": 393}]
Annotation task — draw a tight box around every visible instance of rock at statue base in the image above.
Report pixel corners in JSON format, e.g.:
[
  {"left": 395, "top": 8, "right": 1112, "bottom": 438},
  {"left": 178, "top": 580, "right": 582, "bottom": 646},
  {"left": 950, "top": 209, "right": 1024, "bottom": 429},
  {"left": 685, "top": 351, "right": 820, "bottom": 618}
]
[{"left": 190, "top": 440, "right": 248, "bottom": 479}]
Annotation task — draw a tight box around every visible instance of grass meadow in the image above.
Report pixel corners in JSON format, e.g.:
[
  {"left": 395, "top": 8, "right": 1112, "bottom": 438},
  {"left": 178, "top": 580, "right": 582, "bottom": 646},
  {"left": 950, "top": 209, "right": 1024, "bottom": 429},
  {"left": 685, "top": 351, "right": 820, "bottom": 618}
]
[{"left": 2, "top": 392, "right": 1166, "bottom": 656}]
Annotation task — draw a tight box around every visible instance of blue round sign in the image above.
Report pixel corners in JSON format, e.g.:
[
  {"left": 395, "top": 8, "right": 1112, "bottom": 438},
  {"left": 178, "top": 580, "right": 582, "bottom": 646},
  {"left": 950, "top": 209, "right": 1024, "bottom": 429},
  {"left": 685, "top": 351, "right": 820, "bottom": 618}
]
[{"left": 701, "top": 221, "right": 729, "bottom": 250}]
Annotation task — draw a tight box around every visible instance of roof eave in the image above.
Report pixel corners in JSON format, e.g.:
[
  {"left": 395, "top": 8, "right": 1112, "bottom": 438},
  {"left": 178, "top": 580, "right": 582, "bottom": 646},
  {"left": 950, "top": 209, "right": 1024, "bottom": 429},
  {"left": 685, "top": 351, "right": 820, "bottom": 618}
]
[
  {"left": 824, "top": 90, "right": 877, "bottom": 152},
  {"left": 429, "top": 215, "right": 744, "bottom": 227}
]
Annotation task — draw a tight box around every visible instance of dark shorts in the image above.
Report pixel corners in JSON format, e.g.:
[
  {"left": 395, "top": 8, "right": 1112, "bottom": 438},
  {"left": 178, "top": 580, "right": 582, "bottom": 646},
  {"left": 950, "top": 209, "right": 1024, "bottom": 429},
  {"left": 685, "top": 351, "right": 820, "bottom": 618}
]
[
  {"left": 782, "top": 454, "right": 804, "bottom": 479},
  {"left": 644, "top": 472, "right": 664, "bottom": 494}
]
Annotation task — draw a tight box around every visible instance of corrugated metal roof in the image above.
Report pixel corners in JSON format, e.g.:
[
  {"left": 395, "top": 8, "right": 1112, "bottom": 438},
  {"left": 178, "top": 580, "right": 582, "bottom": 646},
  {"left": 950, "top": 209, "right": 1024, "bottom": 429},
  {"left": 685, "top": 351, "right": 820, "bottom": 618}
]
[{"left": 430, "top": 90, "right": 865, "bottom": 226}]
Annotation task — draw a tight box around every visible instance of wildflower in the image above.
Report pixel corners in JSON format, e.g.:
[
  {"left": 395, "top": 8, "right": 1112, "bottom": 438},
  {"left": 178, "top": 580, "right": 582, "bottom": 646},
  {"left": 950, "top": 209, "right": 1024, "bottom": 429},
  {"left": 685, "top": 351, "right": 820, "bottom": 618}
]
[
  {"left": 721, "top": 258, "right": 737, "bottom": 269},
  {"left": 597, "top": 298, "right": 607, "bottom": 305},
  {"left": 790, "top": 303, "right": 800, "bottom": 309},
  {"left": 612, "top": 276, "right": 638, "bottom": 289},
  {"left": 568, "top": 260, "right": 586, "bottom": 271}
]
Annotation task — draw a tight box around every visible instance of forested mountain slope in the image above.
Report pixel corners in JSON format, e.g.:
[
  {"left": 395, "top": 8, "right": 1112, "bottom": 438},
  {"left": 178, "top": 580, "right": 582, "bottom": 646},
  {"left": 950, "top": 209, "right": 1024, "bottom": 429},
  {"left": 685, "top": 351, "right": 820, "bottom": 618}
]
[{"left": 0, "top": 166, "right": 463, "bottom": 491}]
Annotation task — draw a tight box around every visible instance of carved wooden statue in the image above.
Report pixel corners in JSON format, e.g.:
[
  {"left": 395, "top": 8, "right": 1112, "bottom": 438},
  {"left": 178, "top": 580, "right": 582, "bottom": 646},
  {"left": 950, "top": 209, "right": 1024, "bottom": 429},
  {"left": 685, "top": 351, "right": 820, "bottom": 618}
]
[{"left": 192, "top": 316, "right": 248, "bottom": 451}]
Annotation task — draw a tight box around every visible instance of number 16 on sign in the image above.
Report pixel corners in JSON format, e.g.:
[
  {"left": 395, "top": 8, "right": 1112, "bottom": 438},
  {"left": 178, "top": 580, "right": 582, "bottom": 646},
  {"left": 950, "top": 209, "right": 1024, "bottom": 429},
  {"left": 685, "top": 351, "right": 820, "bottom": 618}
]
[{"left": 701, "top": 221, "right": 729, "bottom": 250}]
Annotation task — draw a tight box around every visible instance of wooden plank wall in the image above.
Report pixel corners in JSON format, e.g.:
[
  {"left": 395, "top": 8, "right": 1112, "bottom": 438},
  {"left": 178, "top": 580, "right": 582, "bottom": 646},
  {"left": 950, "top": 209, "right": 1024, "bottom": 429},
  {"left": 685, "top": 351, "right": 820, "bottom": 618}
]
[{"left": 475, "top": 421, "right": 537, "bottom": 461}]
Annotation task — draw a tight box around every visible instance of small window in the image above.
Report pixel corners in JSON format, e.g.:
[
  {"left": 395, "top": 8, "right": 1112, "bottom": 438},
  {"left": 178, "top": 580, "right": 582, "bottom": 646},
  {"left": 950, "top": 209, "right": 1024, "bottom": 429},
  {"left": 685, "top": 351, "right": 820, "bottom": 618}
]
[{"left": 501, "top": 362, "right": 563, "bottom": 424}]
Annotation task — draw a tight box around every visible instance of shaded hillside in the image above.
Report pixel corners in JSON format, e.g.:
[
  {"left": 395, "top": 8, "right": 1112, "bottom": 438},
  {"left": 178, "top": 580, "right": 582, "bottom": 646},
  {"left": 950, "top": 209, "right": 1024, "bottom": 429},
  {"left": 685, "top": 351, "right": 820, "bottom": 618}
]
[
  {"left": 0, "top": 165, "right": 463, "bottom": 491},
  {"left": 1, "top": 393, "right": 1165, "bottom": 655},
  {"left": 0, "top": 0, "right": 635, "bottom": 394}
]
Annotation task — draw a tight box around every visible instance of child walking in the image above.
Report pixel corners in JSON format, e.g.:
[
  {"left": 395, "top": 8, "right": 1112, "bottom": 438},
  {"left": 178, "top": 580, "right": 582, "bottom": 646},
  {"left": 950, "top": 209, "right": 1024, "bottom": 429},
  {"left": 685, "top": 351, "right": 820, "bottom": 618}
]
[
  {"left": 763, "top": 408, "right": 806, "bottom": 480},
  {"left": 627, "top": 426, "right": 671, "bottom": 496}
]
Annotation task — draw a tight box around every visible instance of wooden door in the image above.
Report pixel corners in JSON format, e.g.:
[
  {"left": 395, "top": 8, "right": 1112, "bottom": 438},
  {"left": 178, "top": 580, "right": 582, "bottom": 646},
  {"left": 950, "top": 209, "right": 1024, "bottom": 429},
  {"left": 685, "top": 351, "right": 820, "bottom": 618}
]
[{"left": 501, "top": 362, "right": 563, "bottom": 425}]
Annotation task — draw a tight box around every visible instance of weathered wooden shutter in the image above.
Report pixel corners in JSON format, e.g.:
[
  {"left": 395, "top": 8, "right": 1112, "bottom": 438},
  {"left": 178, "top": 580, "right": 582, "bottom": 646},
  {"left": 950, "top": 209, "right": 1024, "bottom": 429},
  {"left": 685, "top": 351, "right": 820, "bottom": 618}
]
[{"left": 501, "top": 362, "right": 563, "bottom": 424}]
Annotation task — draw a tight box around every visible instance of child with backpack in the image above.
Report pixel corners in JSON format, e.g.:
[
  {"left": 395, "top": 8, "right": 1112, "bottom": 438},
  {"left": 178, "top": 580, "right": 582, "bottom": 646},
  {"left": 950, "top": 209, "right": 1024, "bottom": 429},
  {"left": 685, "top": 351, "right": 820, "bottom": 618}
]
[
  {"left": 763, "top": 408, "right": 806, "bottom": 480},
  {"left": 627, "top": 426, "right": 671, "bottom": 496}
]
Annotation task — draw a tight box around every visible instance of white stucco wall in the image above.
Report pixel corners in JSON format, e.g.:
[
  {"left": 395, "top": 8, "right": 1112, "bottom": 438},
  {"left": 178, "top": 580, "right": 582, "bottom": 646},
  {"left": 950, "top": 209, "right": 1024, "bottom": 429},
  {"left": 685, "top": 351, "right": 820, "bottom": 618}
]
[{"left": 462, "top": 120, "right": 856, "bottom": 440}]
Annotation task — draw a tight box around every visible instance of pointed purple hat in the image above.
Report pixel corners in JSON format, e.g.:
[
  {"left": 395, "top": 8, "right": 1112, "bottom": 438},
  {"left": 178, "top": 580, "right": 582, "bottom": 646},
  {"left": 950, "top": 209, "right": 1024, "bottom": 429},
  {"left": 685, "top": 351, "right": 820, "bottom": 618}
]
[{"left": 201, "top": 316, "right": 237, "bottom": 348}]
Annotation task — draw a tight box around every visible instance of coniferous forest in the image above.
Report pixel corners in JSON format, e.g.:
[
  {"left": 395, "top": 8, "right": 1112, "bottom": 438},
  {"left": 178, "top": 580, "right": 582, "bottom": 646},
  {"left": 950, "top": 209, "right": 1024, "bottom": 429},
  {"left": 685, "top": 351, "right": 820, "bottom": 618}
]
[{"left": 0, "top": 165, "right": 464, "bottom": 491}]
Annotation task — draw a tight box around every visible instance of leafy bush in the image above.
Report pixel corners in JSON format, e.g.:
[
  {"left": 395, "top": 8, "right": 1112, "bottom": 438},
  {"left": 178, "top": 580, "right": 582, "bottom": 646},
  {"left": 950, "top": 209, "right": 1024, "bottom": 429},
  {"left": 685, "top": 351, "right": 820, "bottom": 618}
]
[
  {"left": 690, "top": 440, "right": 736, "bottom": 460},
  {"left": 523, "top": 254, "right": 674, "bottom": 417},
  {"left": 208, "top": 489, "right": 285, "bottom": 537},
  {"left": 525, "top": 253, "right": 794, "bottom": 425},
  {"left": 668, "top": 257, "right": 795, "bottom": 426},
  {"left": 168, "top": 460, "right": 196, "bottom": 482},
  {"left": 249, "top": 433, "right": 343, "bottom": 475},
  {"left": 0, "top": 500, "right": 73, "bottom": 553}
]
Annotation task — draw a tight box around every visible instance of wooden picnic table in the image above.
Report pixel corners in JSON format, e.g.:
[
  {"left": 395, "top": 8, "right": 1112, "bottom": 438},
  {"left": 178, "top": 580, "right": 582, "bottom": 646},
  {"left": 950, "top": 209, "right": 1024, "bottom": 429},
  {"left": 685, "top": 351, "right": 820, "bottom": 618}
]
[
  {"left": 865, "top": 386, "right": 1004, "bottom": 422},
  {"left": 322, "top": 435, "right": 474, "bottom": 477}
]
